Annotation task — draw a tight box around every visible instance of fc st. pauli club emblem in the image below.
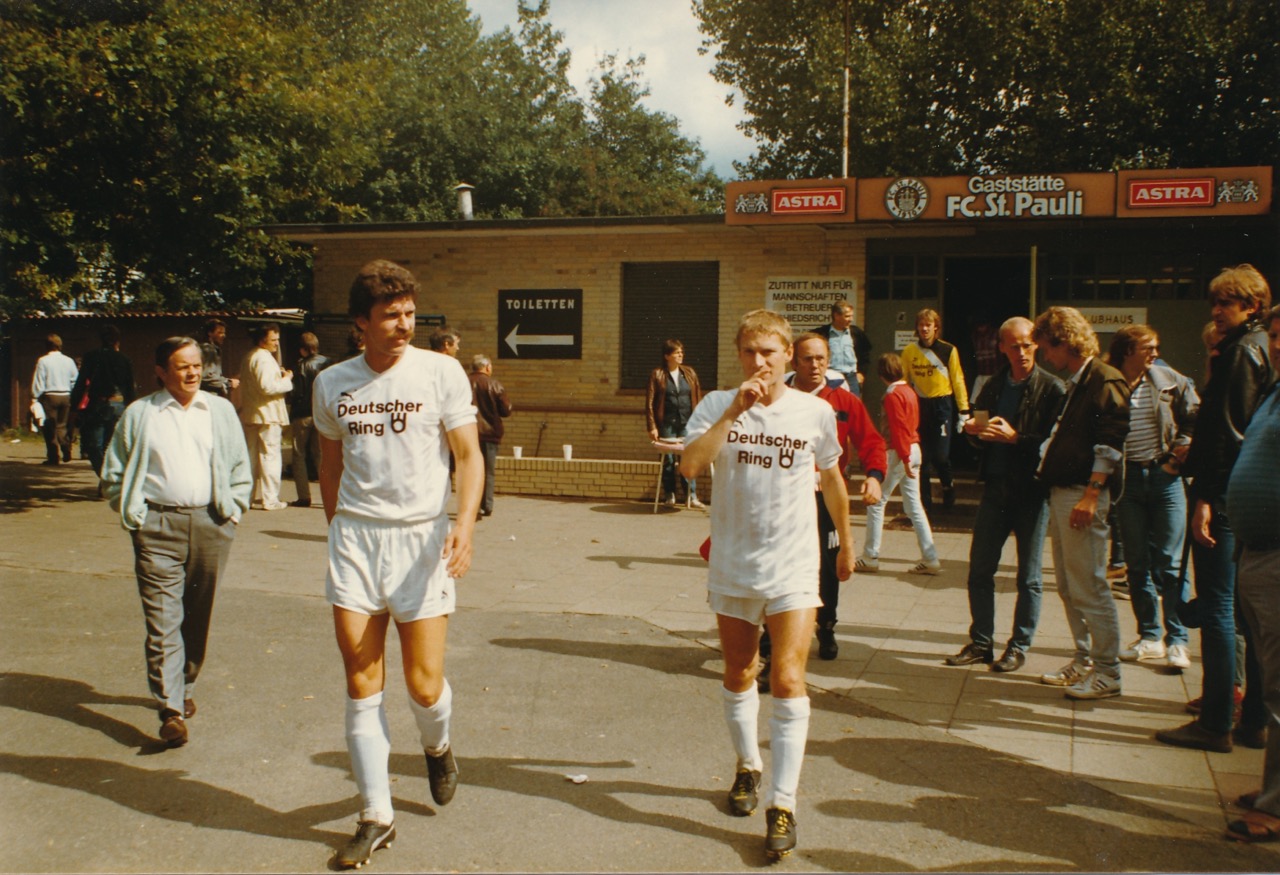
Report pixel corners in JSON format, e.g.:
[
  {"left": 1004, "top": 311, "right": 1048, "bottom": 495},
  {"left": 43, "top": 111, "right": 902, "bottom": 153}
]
[{"left": 885, "top": 177, "right": 929, "bottom": 220}]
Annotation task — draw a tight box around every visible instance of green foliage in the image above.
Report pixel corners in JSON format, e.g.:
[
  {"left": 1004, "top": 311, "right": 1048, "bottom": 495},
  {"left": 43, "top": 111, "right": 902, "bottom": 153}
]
[
  {"left": 1, "top": 0, "right": 720, "bottom": 316},
  {"left": 696, "top": 0, "right": 1280, "bottom": 178},
  {"left": 1, "top": 0, "right": 379, "bottom": 314}
]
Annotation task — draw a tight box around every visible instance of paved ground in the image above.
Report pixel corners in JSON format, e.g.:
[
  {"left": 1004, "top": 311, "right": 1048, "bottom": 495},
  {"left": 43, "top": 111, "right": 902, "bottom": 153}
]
[{"left": 1, "top": 434, "right": 1276, "bottom": 872}]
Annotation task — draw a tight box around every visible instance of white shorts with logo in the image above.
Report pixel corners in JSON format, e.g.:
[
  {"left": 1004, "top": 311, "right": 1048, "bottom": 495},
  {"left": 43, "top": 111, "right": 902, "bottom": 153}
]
[
  {"left": 327, "top": 513, "right": 456, "bottom": 622},
  {"left": 708, "top": 591, "right": 822, "bottom": 625}
]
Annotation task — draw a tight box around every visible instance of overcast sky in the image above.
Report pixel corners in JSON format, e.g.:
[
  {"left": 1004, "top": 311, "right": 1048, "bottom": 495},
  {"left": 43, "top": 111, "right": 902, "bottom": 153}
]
[{"left": 467, "top": 0, "right": 754, "bottom": 177}]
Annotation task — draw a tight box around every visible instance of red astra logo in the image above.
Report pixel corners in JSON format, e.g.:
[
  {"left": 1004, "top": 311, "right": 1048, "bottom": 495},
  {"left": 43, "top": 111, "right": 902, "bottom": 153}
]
[
  {"left": 1127, "top": 178, "right": 1215, "bottom": 208},
  {"left": 771, "top": 188, "right": 846, "bottom": 214}
]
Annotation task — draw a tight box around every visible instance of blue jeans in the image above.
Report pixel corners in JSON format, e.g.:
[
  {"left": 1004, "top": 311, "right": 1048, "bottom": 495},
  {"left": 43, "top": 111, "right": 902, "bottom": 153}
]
[
  {"left": 480, "top": 441, "right": 498, "bottom": 515},
  {"left": 844, "top": 372, "right": 861, "bottom": 398},
  {"left": 1192, "top": 501, "right": 1238, "bottom": 734},
  {"left": 1115, "top": 465, "right": 1188, "bottom": 645},
  {"left": 659, "top": 422, "right": 695, "bottom": 498},
  {"left": 862, "top": 445, "right": 936, "bottom": 564},
  {"left": 965, "top": 476, "right": 1048, "bottom": 653},
  {"left": 82, "top": 400, "right": 125, "bottom": 474}
]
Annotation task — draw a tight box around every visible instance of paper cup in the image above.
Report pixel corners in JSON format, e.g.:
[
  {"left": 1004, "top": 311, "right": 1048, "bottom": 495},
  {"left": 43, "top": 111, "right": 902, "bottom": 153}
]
[
  {"left": 512, "top": 446, "right": 523, "bottom": 459},
  {"left": 562, "top": 444, "right": 573, "bottom": 460}
]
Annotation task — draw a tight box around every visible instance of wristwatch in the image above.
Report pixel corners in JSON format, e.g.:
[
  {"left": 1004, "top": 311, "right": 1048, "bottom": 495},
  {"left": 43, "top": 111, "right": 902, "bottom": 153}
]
[{"left": 1086, "top": 479, "right": 1106, "bottom": 491}]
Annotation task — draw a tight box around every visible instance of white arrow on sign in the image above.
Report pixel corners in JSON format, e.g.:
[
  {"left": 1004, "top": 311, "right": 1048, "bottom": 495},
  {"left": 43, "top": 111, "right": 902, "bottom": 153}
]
[{"left": 504, "top": 324, "right": 575, "bottom": 356}]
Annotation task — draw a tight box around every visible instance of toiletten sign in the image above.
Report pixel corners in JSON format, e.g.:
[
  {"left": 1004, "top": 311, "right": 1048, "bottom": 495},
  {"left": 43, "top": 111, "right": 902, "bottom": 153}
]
[{"left": 497, "top": 289, "right": 582, "bottom": 359}]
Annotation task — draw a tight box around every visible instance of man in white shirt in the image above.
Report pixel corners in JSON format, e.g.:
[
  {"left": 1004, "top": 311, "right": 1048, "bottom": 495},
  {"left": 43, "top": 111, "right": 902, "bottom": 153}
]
[
  {"left": 30, "top": 333, "right": 79, "bottom": 465},
  {"left": 681, "top": 309, "right": 853, "bottom": 861},
  {"left": 314, "top": 260, "right": 484, "bottom": 870},
  {"left": 100, "top": 337, "right": 251, "bottom": 747},
  {"left": 237, "top": 323, "right": 293, "bottom": 510}
]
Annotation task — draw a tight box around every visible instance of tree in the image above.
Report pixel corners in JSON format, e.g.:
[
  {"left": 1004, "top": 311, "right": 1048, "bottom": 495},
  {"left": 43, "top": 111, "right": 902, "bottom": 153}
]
[
  {"left": 695, "top": 0, "right": 1280, "bottom": 178},
  {"left": 552, "top": 54, "right": 722, "bottom": 216},
  {"left": 0, "top": 0, "right": 377, "bottom": 314},
  {"left": 1, "top": 0, "right": 723, "bottom": 316}
]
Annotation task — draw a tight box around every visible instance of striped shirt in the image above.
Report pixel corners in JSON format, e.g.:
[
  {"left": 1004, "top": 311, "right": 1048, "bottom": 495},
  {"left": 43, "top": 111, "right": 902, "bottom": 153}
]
[{"left": 1124, "top": 376, "right": 1161, "bottom": 463}]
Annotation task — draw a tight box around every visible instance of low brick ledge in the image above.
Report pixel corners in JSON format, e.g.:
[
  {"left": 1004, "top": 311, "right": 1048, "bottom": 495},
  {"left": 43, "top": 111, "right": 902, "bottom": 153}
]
[{"left": 492, "top": 455, "right": 713, "bottom": 502}]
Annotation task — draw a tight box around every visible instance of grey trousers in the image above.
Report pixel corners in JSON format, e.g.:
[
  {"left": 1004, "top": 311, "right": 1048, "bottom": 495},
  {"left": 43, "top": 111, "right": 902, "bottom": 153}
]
[
  {"left": 1237, "top": 547, "right": 1280, "bottom": 816},
  {"left": 130, "top": 505, "right": 235, "bottom": 716},
  {"left": 1048, "top": 484, "right": 1122, "bottom": 678},
  {"left": 291, "top": 415, "right": 317, "bottom": 504}
]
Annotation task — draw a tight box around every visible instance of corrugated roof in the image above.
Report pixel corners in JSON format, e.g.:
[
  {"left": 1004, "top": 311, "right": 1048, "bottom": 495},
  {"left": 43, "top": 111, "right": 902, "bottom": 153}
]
[{"left": 15, "top": 308, "right": 307, "bottom": 322}]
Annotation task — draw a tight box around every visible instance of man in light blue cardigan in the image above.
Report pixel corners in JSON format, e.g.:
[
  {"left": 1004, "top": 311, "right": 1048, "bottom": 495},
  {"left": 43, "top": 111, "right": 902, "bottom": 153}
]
[{"left": 100, "top": 337, "right": 251, "bottom": 747}]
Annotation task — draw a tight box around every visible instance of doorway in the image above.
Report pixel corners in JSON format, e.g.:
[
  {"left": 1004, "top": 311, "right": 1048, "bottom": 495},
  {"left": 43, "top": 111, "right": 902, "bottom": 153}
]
[
  {"left": 943, "top": 256, "right": 1031, "bottom": 471},
  {"left": 944, "top": 256, "right": 1032, "bottom": 383}
]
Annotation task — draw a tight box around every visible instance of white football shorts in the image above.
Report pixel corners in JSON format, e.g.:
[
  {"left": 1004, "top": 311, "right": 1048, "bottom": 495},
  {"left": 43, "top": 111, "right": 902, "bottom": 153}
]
[{"left": 327, "top": 513, "right": 456, "bottom": 622}]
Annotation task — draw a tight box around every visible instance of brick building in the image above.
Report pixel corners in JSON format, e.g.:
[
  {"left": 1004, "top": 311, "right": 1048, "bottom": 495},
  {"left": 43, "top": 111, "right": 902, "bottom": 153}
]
[{"left": 266, "top": 165, "right": 1276, "bottom": 475}]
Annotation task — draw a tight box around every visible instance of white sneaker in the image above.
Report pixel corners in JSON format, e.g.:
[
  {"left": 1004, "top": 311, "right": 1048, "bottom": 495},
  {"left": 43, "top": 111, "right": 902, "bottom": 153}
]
[
  {"left": 689, "top": 496, "right": 706, "bottom": 509},
  {"left": 1065, "top": 670, "right": 1121, "bottom": 700},
  {"left": 855, "top": 557, "right": 879, "bottom": 572},
  {"left": 1041, "top": 660, "right": 1092, "bottom": 686},
  {"left": 1166, "top": 642, "right": 1191, "bottom": 670},
  {"left": 664, "top": 494, "right": 677, "bottom": 506},
  {"left": 1120, "top": 638, "right": 1167, "bottom": 662},
  {"left": 908, "top": 560, "right": 941, "bottom": 575}
]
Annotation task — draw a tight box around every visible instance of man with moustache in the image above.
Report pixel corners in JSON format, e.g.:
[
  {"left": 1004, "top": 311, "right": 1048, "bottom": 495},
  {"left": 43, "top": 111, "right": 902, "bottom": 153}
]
[{"left": 313, "top": 260, "right": 483, "bottom": 869}]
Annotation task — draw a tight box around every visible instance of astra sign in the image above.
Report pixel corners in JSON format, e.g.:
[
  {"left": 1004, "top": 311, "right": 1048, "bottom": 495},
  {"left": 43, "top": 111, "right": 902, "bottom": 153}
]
[
  {"left": 1127, "top": 178, "right": 1215, "bottom": 208},
  {"left": 771, "top": 187, "right": 846, "bottom": 215}
]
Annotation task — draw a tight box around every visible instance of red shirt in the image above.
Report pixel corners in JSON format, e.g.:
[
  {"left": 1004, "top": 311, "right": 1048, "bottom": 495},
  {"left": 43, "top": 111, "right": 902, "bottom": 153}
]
[
  {"left": 816, "top": 384, "right": 888, "bottom": 479},
  {"left": 882, "top": 381, "right": 920, "bottom": 460}
]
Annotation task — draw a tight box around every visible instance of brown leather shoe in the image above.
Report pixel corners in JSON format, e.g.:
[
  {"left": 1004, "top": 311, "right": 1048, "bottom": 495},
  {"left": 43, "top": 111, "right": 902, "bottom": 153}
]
[
  {"left": 1234, "top": 725, "right": 1267, "bottom": 750},
  {"left": 159, "top": 713, "right": 188, "bottom": 747},
  {"left": 183, "top": 699, "right": 196, "bottom": 719},
  {"left": 1155, "top": 719, "right": 1231, "bottom": 753},
  {"left": 991, "top": 647, "right": 1026, "bottom": 673}
]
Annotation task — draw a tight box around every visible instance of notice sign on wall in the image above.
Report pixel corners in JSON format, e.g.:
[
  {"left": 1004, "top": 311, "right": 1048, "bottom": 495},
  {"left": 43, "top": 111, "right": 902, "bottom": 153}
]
[
  {"left": 1076, "top": 307, "right": 1148, "bottom": 333},
  {"left": 765, "top": 277, "right": 856, "bottom": 332},
  {"left": 498, "top": 289, "right": 583, "bottom": 359}
]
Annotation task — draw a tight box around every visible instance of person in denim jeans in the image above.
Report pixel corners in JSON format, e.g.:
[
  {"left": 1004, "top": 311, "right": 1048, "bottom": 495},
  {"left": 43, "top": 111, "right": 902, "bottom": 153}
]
[
  {"left": 1158, "top": 265, "right": 1274, "bottom": 753},
  {"left": 1105, "top": 326, "right": 1199, "bottom": 671},
  {"left": 71, "top": 324, "right": 135, "bottom": 474},
  {"left": 944, "top": 317, "right": 1065, "bottom": 674}
]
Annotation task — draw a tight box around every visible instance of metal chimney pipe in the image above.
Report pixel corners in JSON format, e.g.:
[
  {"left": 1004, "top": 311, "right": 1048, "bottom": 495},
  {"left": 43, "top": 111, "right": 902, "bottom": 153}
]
[{"left": 454, "top": 183, "right": 475, "bottom": 221}]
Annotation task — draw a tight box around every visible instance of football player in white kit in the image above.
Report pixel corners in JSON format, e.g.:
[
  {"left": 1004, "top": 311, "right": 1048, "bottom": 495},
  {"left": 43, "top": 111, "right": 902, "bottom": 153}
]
[
  {"left": 313, "top": 260, "right": 484, "bottom": 870},
  {"left": 680, "top": 309, "right": 854, "bottom": 860}
]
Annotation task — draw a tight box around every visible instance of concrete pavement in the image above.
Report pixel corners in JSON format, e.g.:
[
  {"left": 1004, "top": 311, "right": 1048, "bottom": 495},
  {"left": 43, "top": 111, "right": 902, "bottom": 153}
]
[{"left": 1, "top": 434, "right": 1276, "bottom": 872}]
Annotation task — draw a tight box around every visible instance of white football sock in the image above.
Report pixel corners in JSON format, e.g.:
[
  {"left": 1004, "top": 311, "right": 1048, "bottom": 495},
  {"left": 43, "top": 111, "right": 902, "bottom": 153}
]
[
  {"left": 345, "top": 691, "right": 393, "bottom": 824},
  {"left": 766, "top": 695, "right": 810, "bottom": 812},
  {"left": 408, "top": 679, "right": 452, "bottom": 755},
  {"left": 722, "top": 685, "right": 763, "bottom": 773}
]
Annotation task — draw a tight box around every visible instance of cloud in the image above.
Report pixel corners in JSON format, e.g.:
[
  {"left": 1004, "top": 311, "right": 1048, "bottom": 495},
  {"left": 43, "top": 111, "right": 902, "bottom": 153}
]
[{"left": 469, "top": 0, "right": 752, "bottom": 176}]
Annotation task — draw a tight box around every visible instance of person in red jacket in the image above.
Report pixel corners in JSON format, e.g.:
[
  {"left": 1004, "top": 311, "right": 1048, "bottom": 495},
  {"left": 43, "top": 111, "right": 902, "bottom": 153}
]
[
  {"left": 861, "top": 352, "right": 940, "bottom": 574},
  {"left": 759, "top": 333, "right": 887, "bottom": 682}
]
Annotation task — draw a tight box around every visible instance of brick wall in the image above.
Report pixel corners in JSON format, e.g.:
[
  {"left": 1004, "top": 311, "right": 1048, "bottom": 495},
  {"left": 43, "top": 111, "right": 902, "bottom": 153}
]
[{"left": 303, "top": 223, "right": 869, "bottom": 461}]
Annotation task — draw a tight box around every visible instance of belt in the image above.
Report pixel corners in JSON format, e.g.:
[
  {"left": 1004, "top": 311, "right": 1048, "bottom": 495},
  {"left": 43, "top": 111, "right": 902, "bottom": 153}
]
[
  {"left": 145, "top": 500, "right": 211, "bottom": 513},
  {"left": 1128, "top": 458, "right": 1162, "bottom": 470}
]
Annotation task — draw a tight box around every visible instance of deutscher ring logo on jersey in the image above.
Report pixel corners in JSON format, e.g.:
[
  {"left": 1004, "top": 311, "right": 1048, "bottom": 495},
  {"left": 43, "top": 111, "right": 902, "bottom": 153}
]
[
  {"left": 336, "top": 398, "right": 423, "bottom": 436},
  {"left": 727, "top": 426, "right": 808, "bottom": 470}
]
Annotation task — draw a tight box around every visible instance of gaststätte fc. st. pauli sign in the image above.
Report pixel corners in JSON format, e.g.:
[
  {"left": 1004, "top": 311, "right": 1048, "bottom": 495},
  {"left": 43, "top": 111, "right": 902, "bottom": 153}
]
[{"left": 725, "top": 166, "right": 1271, "bottom": 226}]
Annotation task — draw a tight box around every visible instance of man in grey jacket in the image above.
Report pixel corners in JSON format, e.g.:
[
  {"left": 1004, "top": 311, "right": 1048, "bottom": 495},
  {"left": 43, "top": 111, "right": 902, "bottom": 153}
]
[
  {"left": 1105, "top": 325, "right": 1199, "bottom": 671},
  {"left": 100, "top": 337, "right": 251, "bottom": 748}
]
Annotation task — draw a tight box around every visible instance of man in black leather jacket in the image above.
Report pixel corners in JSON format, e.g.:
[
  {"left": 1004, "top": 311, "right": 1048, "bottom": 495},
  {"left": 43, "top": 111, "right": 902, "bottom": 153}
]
[
  {"left": 1157, "top": 264, "right": 1276, "bottom": 754},
  {"left": 945, "top": 317, "right": 1065, "bottom": 673}
]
